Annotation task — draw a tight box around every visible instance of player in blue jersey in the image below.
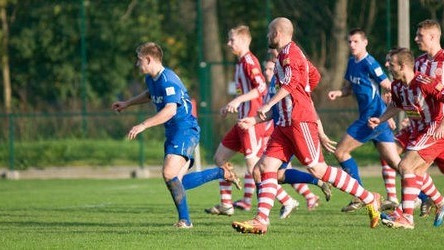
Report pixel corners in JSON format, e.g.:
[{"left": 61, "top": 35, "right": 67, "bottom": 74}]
[
  {"left": 327, "top": 29, "right": 401, "bottom": 212},
  {"left": 112, "top": 42, "right": 239, "bottom": 229}
]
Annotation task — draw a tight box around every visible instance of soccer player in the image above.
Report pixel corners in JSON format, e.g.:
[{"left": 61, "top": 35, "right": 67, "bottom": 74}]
[
  {"left": 368, "top": 48, "right": 444, "bottom": 229},
  {"left": 411, "top": 19, "right": 444, "bottom": 216},
  {"left": 239, "top": 51, "right": 333, "bottom": 214},
  {"left": 112, "top": 42, "right": 240, "bottom": 229},
  {"left": 231, "top": 17, "right": 381, "bottom": 235},
  {"left": 205, "top": 25, "right": 299, "bottom": 217},
  {"left": 327, "top": 29, "right": 400, "bottom": 212}
]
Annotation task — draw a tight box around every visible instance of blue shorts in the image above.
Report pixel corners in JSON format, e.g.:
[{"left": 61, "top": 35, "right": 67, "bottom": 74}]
[
  {"left": 164, "top": 126, "right": 200, "bottom": 166},
  {"left": 346, "top": 119, "right": 394, "bottom": 143}
]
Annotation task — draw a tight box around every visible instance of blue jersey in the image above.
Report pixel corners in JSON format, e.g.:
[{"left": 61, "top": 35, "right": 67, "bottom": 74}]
[
  {"left": 267, "top": 76, "right": 280, "bottom": 124},
  {"left": 344, "top": 53, "right": 388, "bottom": 120},
  {"left": 145, "top": 67, "right": 199, "bottom": 135}
]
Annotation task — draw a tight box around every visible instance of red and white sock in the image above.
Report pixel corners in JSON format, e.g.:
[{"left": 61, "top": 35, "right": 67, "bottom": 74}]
[
  {"left": 242, "top": 172, "right": 256, "bottom": 206},
  {"left": 401, "top": 174, "right": 422, "bottom": 219},
  {"left": 381, "top": 160, "right": 398, "bottom": 202},
  {"left": 219, "top": 179, "right": 232, "bottom": 207},
  {"left": 321, "top": 166, "right": 374, "bottom": 204},
  {"left": 292, "top": 183, "right": 316, "bottom": 200},
  {"left": 256, "top": 172, "right": 278, "bottom": 225},
  {"left": 276, "top": 184, "right": 293, "bottom": 205},
  {"left": 422, "top": 173, "right": 444, "bottom": 206}
]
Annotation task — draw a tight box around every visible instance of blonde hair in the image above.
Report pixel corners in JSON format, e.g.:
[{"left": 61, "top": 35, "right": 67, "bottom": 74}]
[
  {"left": 136, "top": 42, "right": 163, "bottom": 62},
  {"left": 229, "top": 25, "right": 252, "bottom": 43},
  {"left": 417, "top": 19, "right": 441, "bottom": 33}
]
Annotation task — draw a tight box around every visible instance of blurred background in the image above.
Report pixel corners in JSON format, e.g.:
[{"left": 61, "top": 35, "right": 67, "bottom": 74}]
[{"left": 1, "top": 0, "right": 443, "bottom": 172}]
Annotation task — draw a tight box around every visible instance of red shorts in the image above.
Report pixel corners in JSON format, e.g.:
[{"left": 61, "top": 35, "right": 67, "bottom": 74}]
[
  {"left": 395, "top": 127, "right": 411, "bottom": 150},
  {"left": 260, "top": 121, "right": 274, "bottom": 155},
  {"left": 264, "top": 121, "right": 324, "bottom": 167},
  {"left": 407, "top": 131, "right": 444, "bottom": 163},
  {"left": 221, "top": 123, "right": 265, "bottom": 158}
]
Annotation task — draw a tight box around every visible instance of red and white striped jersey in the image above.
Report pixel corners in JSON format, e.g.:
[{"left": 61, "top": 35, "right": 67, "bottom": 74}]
[
  {"left": 234, "top": 51, "right": 266, "bottom": 119},
  {"left": 415, "top": 49, "right": 444, "bottom": 83},
  {"left": 274, "top": 42, "right": 319, "bottom": 126},
  {"left": 391, "top": 73, "right": 444, "bottom": 136}
]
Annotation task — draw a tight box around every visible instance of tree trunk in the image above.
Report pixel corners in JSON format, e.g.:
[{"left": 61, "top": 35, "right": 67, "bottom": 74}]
[
  {"left": 202, "top": 0, "right": 226, "bottom": 112},
  {"left": 329, "top": 0, "right": 348, "bottom": 91},
  {"left": 1, "top": 5, "right": 11, "bottom": 113}
]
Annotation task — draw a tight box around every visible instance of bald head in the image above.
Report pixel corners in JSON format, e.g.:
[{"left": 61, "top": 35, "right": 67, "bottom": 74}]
[
  {"left": 267, "top": 17, "right": 294, "bottom": 51},
  {"left": 270, "top": 17, "right": 294, "bottom": 37}
]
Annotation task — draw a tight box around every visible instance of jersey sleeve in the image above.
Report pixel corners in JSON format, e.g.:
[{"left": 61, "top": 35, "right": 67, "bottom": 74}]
[
  {"left": 308, "top": 61, "right": 321, "bottom": 91},
  {"left": 279, "top": 51, "right": 308, "bottom": 94},
  {"left": 367, "top": 60, "right": 388, "bottom": 84},
  {"left": 244, "top": 58, "right": 267, "bottom": 94},
  {"left": 421, "top": 77, "right": 444, "bottom": 102},
  {"left": 162, "top": 81, "right": 182, "bottom": 105}
]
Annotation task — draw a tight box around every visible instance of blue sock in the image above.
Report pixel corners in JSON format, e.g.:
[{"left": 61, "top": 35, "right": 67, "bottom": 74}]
[
  {"left": 255, "top": 182, "right": 261, "bottom": 198},
  {"left": 418, "top": 191, "right": 428, "bottom": 202},
  {"left": 166, "top": 177, "right": 190, "bottom": 225},
  {"left": 340, "top": 158, "right": 363, "bottom": 185},
  {"left": 182, "top": 167, "right": 224, "bottom": 190},
  {"left": 283, "top": 168, "right": 319, "bottom": 185}
]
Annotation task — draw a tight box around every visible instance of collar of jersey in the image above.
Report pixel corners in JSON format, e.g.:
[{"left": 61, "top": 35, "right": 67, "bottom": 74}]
[{"left": 153, "top": 66, "right": 165, "bottom": 81}]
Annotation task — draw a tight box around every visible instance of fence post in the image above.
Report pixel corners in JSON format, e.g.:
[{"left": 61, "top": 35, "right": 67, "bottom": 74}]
[
  {"left": 8, "top": 113, "right": 14, "bottom": 171},
  {"left": 137, "top": 112, "right": 145, "bottom": 169}
]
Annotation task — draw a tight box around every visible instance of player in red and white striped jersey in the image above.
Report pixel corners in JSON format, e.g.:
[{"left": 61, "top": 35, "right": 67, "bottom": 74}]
[
  {"left": 391, "top": 20, "right": 444, "bottom": 217},
  {"left": 232, "top": 18, "right": 381, "bottom": 234},
  {"left": 205, "top": 25, "right": 268, "bottom": 216},
  {"left": 369, "top": 48, "right": 444, "bottom": 229}
]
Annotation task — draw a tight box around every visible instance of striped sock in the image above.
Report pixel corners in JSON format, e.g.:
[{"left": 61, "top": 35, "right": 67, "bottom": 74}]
[
  {"left": 422, "top": 173, "right": 444, "bottom": 206},
  {"left": 276, "top": 184, "right": 293, "bottom": 205},
  {"left": 321, "top": 166, "right": 374, "bottom": 204},
  {"left": 219, "top": 179, "right": 232, "bottom": 207},
  {"left": 401, "top": 174, "right": 422, "bottom": 218},
  {"left": 256, "top": 172, "right": 278, "bottom": 225},
  {"left": 292, "top": 184, "right": 316, "bottom": 200},
  {"left": 381, "top": 160, "right": 398, "bottom": 202},
  {"left": 242, "top": 172, "right": 256, "bottom": 206}
]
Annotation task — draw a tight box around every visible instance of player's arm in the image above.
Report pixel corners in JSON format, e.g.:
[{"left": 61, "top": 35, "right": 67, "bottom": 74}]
[
  {"left": 225, "top": 63, "right": 266, "bottom": 114},
  {"left": 112, "top": 90, "right": 151, "bottom": 112},
  {"left": 328, "top": 81, "right": 352, "bottom": 100},
  {"left": 379, "top": 78, "right": 392, "bottom": 92},
  {"left": 225, "top": 88, "right": 261, "bottom": 113},
  {"left": 368, "top": 103, "right": 401, "bottom": 129},
  {"left": 127, "top": 103, "right": 177, "bottom": 140},
  {"left": 257, "top": 87, "right": 289, "bottom": 120},
  {"left": 238, "top": 113, "right": 272, "bottom": 130}
]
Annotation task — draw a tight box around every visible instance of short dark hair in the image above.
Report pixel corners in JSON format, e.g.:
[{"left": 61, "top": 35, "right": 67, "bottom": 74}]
[
  {"left": 349, "top": 28, "right": 367, "bottom": 40},
  {"left": 136, "top": 42, "right": 163, "bottom": 62}
]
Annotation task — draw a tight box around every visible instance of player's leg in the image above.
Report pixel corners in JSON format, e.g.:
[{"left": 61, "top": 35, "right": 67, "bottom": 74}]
[
  {"left": 375, "top": 141, "right": 400, "bottom": 210},
  {"left": 232, "top": 155, "right": 283, "bottom": 234},
  {"left": 280, "top": 165, "right": 332, "bottom": 202},
  {"left": 381, "top": 150, "right": 426, "bottom": 229},
  {"left": 205, "top": 143, "right": 237, "bottom": 216},
  {"left": 334, "top": 133, "right": 365, "bottom": 212},
  {"left": 163, "top": 154, "right": 193, "bottom": 228},
  {"left": 181, "top": 161, "right": 240, "bottom": 190}
]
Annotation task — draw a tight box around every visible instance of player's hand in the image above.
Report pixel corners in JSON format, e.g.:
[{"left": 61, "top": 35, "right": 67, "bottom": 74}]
[
  {"left": 319, "top": 134, "right": 337, "bottom": 153},
  {"left": 368, "top": 117, "right": 380, "bottom": 129},
  {"left": 237, "top": 117, "right": 256, "bottom": 130},
  {"left": 226, "top": 100, "right": 240, "bottom": 113},
  {"left": 112, "top": 101, "right": 128, "bottom": 113},
  {"left": 127, "top": 123, "right": 147, "bottom": 140},
  {"left": 257, "top": 105, "right": 271, "bottom": 121},
  {"left": 220, "top": 106, "right": 228, "bottom": 118},
  {"left": 400, "top": 118, "right": 410, "bottom": 129},
  {"left": 433, "top": 122, "right": 444, "bottom": 140},
  {"left": 382, "top": 92, "right": 392, "bottom": 104},
  {"left": 327, "top": 90, "right": 341, "bottom": 101},
  {"left": 387, "top": 118, "right": 397, "bottom": 130}
]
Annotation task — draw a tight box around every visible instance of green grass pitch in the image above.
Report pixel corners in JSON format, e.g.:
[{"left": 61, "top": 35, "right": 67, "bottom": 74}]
[{"left": 1, "top": 175, "right": 443, "bottom": 249}]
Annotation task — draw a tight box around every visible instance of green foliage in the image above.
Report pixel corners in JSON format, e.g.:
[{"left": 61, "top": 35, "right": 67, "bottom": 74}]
[{"left": 0, "top": 177, "right": 443, "bottom": 248}]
